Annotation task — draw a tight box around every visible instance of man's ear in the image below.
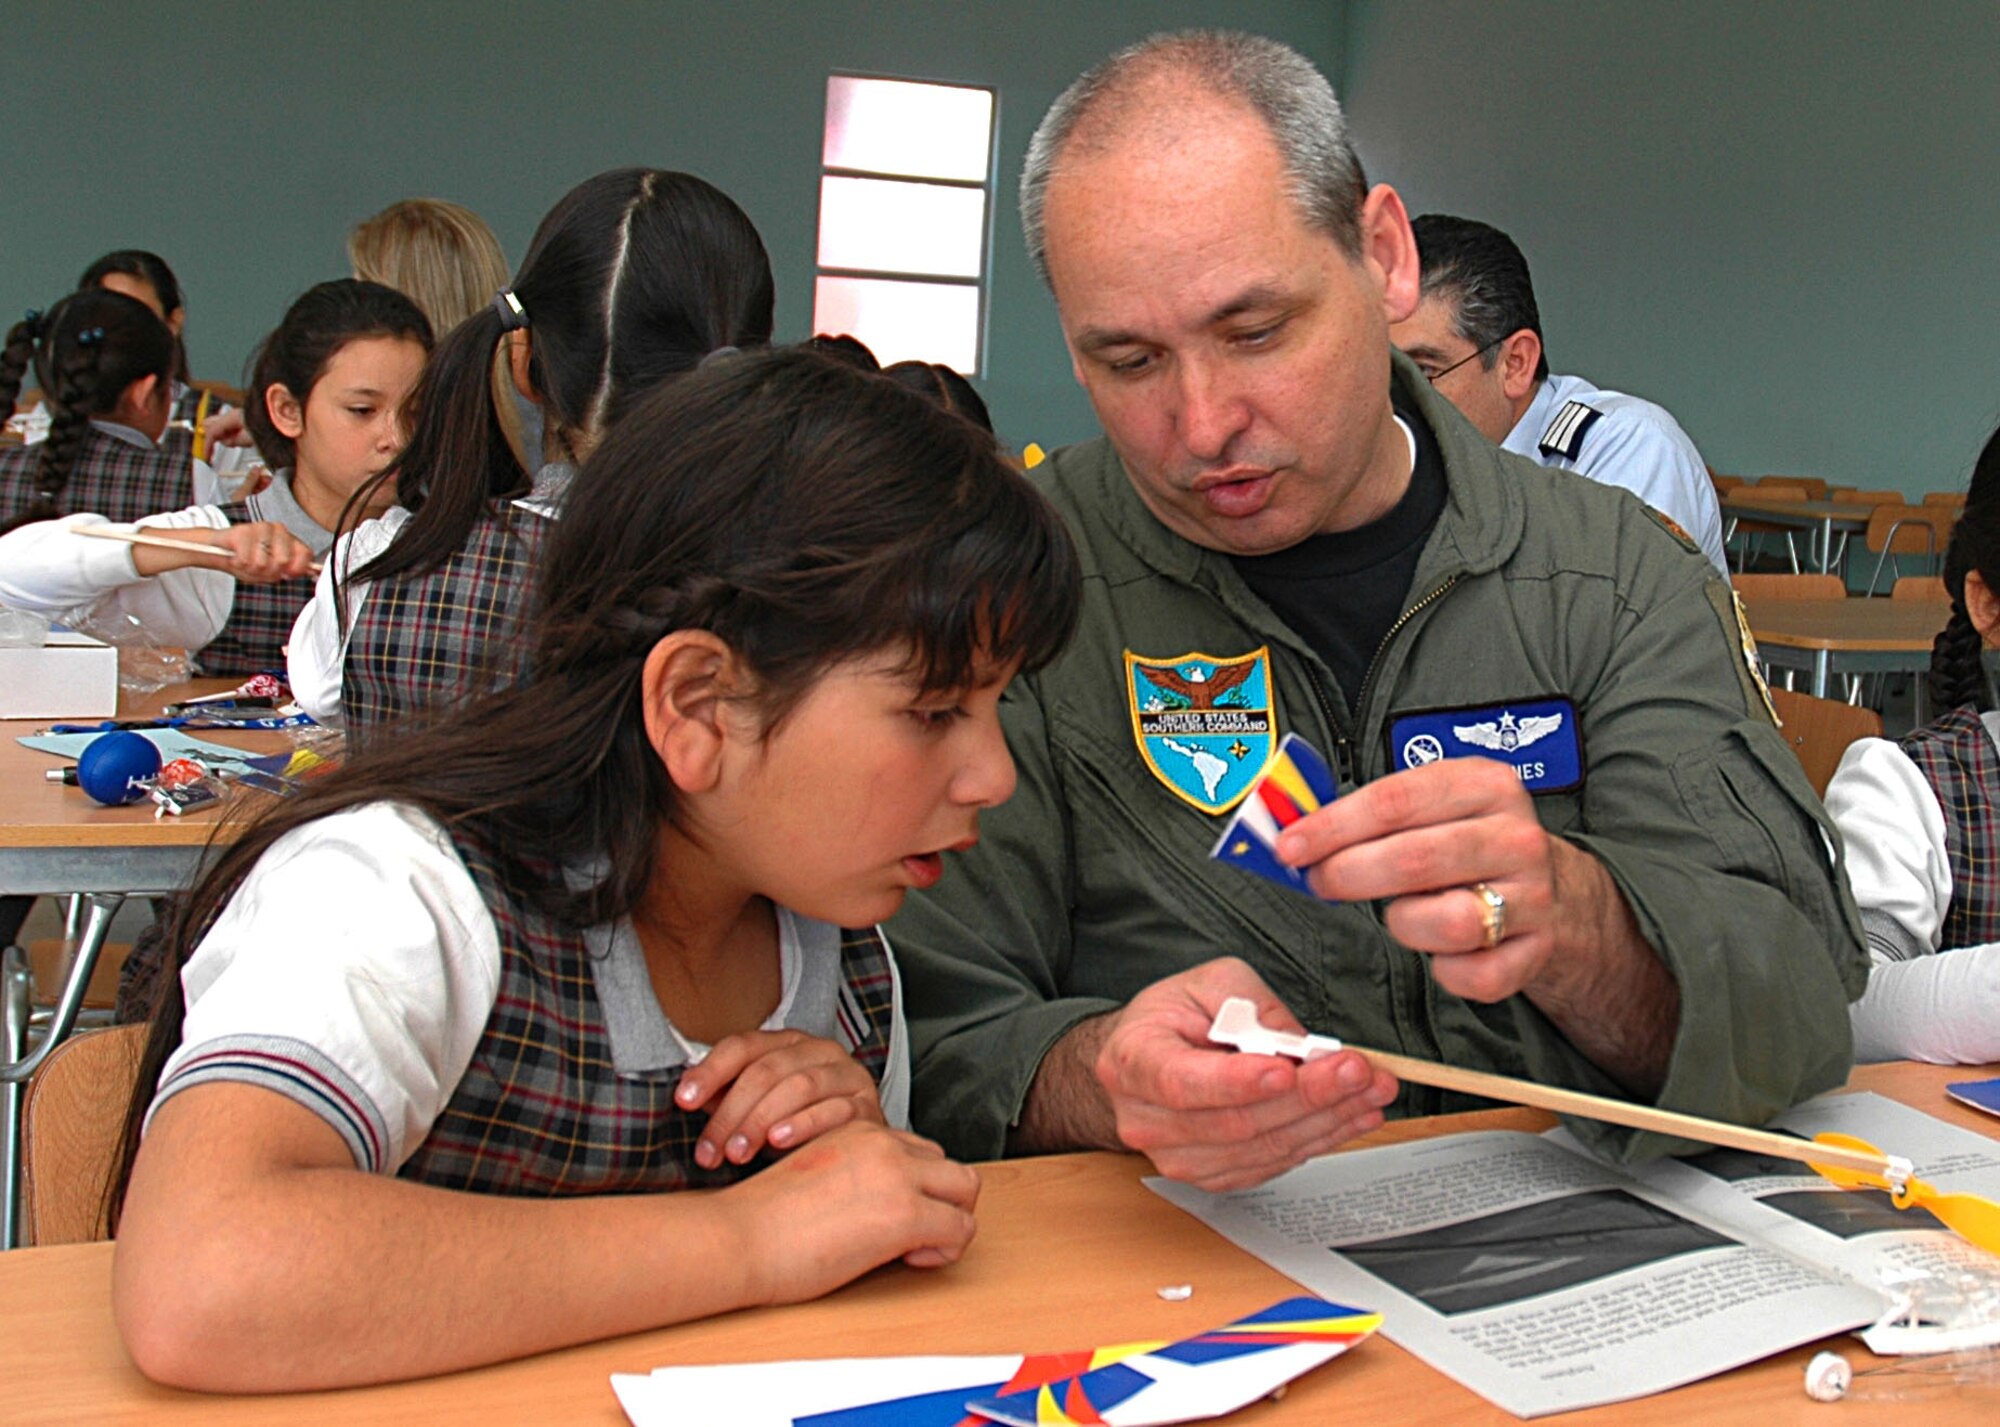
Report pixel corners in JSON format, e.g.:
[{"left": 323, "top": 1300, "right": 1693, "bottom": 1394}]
[
  {"left": 264, "top": 382, "right": 305, "bottom": 440},
  {"left": 641, "top": 630, "right": 742, "bottom": 795},
  {"left": 1360, "top": 183, "right": 1421, "bottom": 324},
  {"left": 1499, "top": 329, "right": 1542, "bottom": 403},
  {"left": 1966, "top": 570, "right": 2000, "bottom": 648}
]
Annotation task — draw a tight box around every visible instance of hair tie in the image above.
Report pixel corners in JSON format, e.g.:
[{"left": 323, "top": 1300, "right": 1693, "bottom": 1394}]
[
  {"left": 698, "top": 344, "right": 740, "bottom": 369},
  {"left": 20, "top": 309, "right": 45, "bottom": 340},
  {"left": 76, "top": 327, "right": 106, "bottom": 347},
  {"left": 493, "top": 288, "right": 530, "bottom": 332}
]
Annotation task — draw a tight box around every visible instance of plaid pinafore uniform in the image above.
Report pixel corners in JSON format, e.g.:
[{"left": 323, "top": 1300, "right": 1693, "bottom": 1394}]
[
  {"left": 0, "top": 427, "right": 187, "bottom": 525},
  {"left": 342, "top": 510, "right": 543, "bottom": 744},
  {"left": 189, "top": 494, "right": 318, "bottom": 677},
  {"left": 1899, "top": 706, "right": 2000, "bottom": 950},
  {"left": 398, "top": 827, "right": 900, "bottom": 1195}
]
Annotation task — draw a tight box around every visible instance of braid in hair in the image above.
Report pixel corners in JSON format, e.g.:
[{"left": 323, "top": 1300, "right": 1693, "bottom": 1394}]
[
  {"left": 0, "top": 309, "right": 45, "bottom": 414},
  {"left": 1929, "top": 423, "right": 2000, "bottom": 713},
  {"left": 24, "top": 327, "right": 109, "bottom": 526},
  {"left": 1928, "top": 606, "right": 1989, "bottom": 713}
]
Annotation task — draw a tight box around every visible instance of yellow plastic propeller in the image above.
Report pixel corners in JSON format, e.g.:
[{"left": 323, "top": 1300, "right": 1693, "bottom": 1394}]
[{"left": 1808, "top": 1132, "right": 2000, "bottom": 1256}]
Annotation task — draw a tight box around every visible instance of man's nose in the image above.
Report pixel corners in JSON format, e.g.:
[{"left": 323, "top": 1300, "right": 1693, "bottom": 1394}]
[{"left": 1176, "top": 359, "right": 1251, "bottom": 463}]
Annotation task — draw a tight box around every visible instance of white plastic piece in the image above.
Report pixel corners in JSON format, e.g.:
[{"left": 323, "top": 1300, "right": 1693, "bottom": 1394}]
[
  {"left": 1804, "top": 1351, "right": 1851, "bottom": 1402},
  {"left": 1209, "top": 997, "right": 1344, "bottom": 1061},
  {"left": 1883, "top": 1155, "right": 1916, "bottom": 1195},
  {"left": 1157, "top": 1284, "right": 1193, "bottom": 1301}
]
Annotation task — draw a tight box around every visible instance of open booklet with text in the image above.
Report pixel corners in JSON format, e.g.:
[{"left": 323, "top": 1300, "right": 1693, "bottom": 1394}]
[{"left": 1149, "top": 1092, "right": 2000, "bottom": 1417}]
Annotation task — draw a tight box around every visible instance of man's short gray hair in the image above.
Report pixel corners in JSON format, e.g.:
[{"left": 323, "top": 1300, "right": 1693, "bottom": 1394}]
[{"left": 1020, "top": 30, "right": 1368, "bottom": 286}]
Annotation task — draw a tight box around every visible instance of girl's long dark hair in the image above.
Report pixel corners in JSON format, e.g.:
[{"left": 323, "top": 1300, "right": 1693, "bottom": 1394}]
[
  {"left": 112, "top": 345, "right": 1080, "bottom": 1222},
  {"left": 241, "top": 280, "right": 433, "bottom": 473},
  {"left": 1929, "top": 425, "right": 2000, "bottom": 712},
  {"left": 352, "top": 167, "right": 775, "bottom": 588},
  {"left": 79, "top": 250, "right": 190, "bottom": 383},
  {"left": 0, "top": 290, "right": 175, "bottom": 533}
]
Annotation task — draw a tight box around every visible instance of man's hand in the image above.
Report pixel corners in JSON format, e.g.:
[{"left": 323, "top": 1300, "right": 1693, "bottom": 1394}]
[
  {"left": 1092, "top": 958, "right": 1397, "bottom": 1192},
  {"left": 1277, "top": 756, "right": 1676, "bottom": 1092}
]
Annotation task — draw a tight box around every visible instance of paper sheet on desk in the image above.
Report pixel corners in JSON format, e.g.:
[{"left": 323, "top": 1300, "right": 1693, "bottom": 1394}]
[
  {"left": 610, "top": 1296, "right": 1380, "bottom": 1426},
  {"left": 18, "top": 729, "right": 272, "bottom": 773}
]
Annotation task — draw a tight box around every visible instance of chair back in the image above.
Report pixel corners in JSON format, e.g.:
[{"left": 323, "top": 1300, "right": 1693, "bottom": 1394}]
[
  {"left": 1865, "top": 504, "right": 1944, "bottom": 555},
  {"left": 1731, "top": 573, "right": 1845, "bottom": 601},
  {"left": 1891, "top": 575, "right": 1950, "bottom": 604},
  {"left": 1923, "top": 491, "right": 1969, "bottom": 508},
  {"left": 1757, "top": 475, "right": 1830, "bottom": 499},
  {"left": 1711, "top": 474, "right": 1744, "bottom": 494},
  {"left": 21, "top": 1024, "right": 146, "bottom": 1246},
  {"left": 1838, "top": 489, "right": 1902, "bottom": 506},
  {"left": 1768, "top": 688, "right": 1884, "bottom": 797},
  {"left": 1742, "top": 483, "right": 1810, "bottom": 503}
]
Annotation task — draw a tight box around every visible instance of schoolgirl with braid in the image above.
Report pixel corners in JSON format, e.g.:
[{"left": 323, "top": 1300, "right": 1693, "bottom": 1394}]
[
  {"left": 0, "top": 281, "right": 429, "bottom": 675},
  {"left": 112, "top": 347, "right": 1080, "bottom": 1390},
  {"left": 1825, "top": 422, "right": 2000, "bottom": 1063},
  {"left": 288, "top": 167, "right": 775, "bottom": 740},
  {"left": 0, "top": 291, "right": 193, "bottom": 530}
]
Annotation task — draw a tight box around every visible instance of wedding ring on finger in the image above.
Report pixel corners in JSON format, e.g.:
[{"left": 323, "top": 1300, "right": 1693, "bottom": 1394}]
[{"left": 1471, "top": 882, "right": 1507, "bottom": 948}]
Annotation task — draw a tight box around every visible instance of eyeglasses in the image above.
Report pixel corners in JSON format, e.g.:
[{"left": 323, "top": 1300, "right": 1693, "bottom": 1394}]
[{"left": 1423, "top": 336, "right": 1503, "bottom": 385}]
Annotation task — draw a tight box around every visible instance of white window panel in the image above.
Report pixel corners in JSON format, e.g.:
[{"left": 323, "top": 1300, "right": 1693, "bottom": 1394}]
[
  {"left": 823, "top": 75, "right": 993, "bottom": 181},
  {"left": 817, "top": 176, "right": 986, "bottom": 279},
  {"left": 814, "top": 276, "right": 981, "bottom": 373}
]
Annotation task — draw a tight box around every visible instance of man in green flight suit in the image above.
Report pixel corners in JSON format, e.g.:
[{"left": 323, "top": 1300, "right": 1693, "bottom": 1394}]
[{"left": 890, "top": 30, "right": 1866, "bottom": 1191}]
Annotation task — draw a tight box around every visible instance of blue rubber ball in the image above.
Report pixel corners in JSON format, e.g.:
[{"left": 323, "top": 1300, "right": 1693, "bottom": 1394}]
[{"left": 76, "top": 731, "right": 162, "bottom": 806}]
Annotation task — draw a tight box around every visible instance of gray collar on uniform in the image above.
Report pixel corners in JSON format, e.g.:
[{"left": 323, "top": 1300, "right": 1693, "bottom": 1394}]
[
  {"left": 88, "top": 418, "right": 159, "bottom": 451},
  {"left": 241, "top": 469, "right": 337, "bottom": 557},
  {"left": 581, "top": 904, "right": 845, "bottom": 1080}
]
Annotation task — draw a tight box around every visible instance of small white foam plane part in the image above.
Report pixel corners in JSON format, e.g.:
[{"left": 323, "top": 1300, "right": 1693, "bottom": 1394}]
[{"left": 1208, "top": 998, "right": 1344, "bottom": 1061}]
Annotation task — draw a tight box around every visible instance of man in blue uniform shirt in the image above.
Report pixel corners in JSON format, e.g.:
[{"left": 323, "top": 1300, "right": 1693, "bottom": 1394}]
[{"left": 1390, "top": 215, "right": 1728, "bottom": 574}]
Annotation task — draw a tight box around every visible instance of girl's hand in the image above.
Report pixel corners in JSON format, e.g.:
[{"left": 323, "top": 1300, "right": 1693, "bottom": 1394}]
[
  {"left": 210, "top": 522, "right": 319, "bottom": 583},
  {"left": 677, "top": 1030, "right": 887, "bottom": 1169},
  {"left": 724, "top": 1122, "right": 979, "bottom": 1305}
]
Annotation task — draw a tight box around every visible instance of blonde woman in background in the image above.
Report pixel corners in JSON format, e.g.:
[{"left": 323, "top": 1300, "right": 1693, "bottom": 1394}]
[{"left": 347, "top": 198, "right": 532, "bottom": 464}]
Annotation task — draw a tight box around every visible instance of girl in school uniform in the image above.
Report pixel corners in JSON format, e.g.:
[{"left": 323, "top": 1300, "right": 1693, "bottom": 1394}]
[
  {"left": 11, "top": 252, "right": 257, "bottom": 494},
  {"left": 0, "top": 281, "right": 430, "bottom": 676},
  {"left": 288, "top": 167, "right": 775, "bottom": 740},
  {"left": 1826, "top": 424, "right": 2000, "bottom": 1063},
  {"left": 0, "top": 291, "right": 194, "bottom": 528},
  {"left": 112, "top": 346, "right": 1081, "bottom": 1390}
]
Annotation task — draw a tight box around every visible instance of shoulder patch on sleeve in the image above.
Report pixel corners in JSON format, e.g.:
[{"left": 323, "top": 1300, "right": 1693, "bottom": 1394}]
[
  {"left": 1538, "top": 399, "right": 1604, "bottom": 459},
  {"left": 1643, "top": 504, "right": 1701, "bottom": 554}
]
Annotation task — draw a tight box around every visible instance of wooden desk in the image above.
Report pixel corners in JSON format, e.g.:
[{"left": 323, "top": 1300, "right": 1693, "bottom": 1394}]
[
  {"left": 1743, "top": 596, "right": 1950, "bottom": 699},
  {"left": 0, "top": 682, "right": 295, "bottom": 1244},
  {"left": 1722, "top": 497, "right": 1879, "bottom": 575},
  {"left": 0, "top": 1062, "right": 1992, "bottom": 1424}
]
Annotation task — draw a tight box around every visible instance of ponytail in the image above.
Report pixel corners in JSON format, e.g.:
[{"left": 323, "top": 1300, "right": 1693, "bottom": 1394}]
[
  {"left": 353, "top": 166, "right": 775, "bottom": 590},
  {"left": 347, "top": 303, "right": 524, "bottom": 588}
]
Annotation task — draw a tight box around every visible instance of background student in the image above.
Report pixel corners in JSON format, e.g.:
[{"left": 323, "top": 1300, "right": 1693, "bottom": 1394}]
[
  {"left": 0, "top": 280, "right": 430, "bottom": 674},
  {"left": 1827, "top": 422, "right": 2000, "bottom": 1064},
  {"left": 290, "top": 167, "right": 775, "bottom": 738},
  {"left": 113, "top": 346, "right": 1080, "bottom": 1391},
  {"left": 0, "top": 291, "right": 194, "bottom": 529}
]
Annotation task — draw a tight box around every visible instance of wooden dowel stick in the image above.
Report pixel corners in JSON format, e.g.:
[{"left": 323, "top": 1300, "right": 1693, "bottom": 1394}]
[
  {"left": 1349, "top": 1042, "right": 1892, "bottom": 1180},
  {"left": 74, "top": 523, "right": 322, "bottom": 575}
]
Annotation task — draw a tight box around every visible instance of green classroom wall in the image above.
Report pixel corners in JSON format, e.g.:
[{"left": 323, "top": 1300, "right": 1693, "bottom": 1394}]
[
  {"left": 7, "top": 3, "right": 1994, "bottom": 492},
  {"left": 1340, "top": 0, "right": 2000, "bottom": 496},
  {"left": 0, "top": 1, "right": 1342, "bottom": 456}
]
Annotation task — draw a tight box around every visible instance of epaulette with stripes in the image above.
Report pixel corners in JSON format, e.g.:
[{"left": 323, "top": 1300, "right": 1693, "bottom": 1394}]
[{"left": 1538, "top": 399, "right": 1604, "bottom": 459}]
